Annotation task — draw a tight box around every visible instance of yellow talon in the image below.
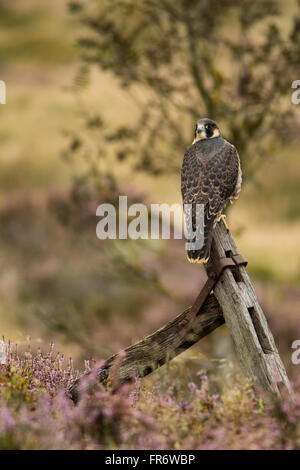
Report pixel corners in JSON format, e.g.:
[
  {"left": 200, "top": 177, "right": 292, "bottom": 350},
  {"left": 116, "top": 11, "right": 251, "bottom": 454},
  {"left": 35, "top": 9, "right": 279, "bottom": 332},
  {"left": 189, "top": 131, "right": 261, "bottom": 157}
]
[{"left": 221, "top": 214, "right": 229, "bottom": 231}]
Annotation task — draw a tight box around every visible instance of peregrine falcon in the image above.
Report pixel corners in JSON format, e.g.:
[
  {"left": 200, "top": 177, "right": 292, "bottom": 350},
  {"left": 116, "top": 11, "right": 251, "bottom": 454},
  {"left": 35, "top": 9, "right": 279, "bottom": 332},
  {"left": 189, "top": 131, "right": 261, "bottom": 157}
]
[{"left": 181, "top": 118, "right": 242, "bottom": 263}]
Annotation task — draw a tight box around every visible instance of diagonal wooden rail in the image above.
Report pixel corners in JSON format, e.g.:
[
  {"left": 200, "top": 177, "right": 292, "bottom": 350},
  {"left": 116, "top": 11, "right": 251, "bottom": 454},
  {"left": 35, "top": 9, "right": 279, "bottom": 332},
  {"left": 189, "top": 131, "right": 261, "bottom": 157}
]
[
  {"left": 69, "top": 294, "right": 224, "bottom": 401},
  {"left": 69, "top": 221, "right": 292, "bottom": 401}
]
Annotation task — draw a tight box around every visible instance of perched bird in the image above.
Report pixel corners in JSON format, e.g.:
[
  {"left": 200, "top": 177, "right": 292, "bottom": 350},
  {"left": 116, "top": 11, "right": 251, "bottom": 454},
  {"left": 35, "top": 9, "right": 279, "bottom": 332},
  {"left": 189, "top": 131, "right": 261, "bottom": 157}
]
[{"left": 181, "top": 118, "right": 242, "bottom": 263}]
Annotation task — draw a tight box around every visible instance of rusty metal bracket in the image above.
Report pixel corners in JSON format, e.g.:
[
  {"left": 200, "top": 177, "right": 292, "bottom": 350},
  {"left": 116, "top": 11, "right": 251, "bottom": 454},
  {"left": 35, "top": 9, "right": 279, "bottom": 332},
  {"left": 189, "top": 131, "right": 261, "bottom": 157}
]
[
  {"left": 186, "top": 253, "right": 247, "bottom": 323},
  {"left": 231, "top": 253, "right": 248, "bottom": 267}
]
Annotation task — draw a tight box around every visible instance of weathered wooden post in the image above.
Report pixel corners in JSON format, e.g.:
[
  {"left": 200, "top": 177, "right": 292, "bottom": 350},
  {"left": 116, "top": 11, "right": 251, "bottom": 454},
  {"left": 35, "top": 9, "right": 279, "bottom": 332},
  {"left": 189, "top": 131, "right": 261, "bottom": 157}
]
[
  {"left": 205, "top": 221, "right": 292, "bottom": 396},
  {"left": 69, "top": 221, "right": 292, "bottom": 400}
]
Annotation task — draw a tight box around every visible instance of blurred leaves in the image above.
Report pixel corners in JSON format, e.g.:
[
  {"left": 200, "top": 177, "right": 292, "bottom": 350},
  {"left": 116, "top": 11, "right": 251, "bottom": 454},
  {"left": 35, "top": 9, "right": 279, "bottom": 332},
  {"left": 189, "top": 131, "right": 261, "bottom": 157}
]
[
  {"left": 0, "top": 191, "right": 172, "bottom": 356},
  {"left": 1, "top": 0, "right": 300, "bottom": 362},
  {"left": 68, "top": 0, "right": 300, "bottom": 182}
]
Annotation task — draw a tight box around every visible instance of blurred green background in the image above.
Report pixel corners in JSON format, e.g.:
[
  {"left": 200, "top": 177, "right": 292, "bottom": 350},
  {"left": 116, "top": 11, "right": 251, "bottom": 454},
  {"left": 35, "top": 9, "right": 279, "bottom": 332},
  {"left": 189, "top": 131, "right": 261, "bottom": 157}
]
[{"left": 0, "top": 0, "right": 299, "bottom": 384}]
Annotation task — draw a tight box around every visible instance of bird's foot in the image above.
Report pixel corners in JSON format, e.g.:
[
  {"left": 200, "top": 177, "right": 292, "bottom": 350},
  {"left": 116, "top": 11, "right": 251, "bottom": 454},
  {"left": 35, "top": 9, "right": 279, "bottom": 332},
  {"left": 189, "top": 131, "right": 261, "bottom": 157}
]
[{"left": 220, "top": 214, "right": 229, "bottom": 232}]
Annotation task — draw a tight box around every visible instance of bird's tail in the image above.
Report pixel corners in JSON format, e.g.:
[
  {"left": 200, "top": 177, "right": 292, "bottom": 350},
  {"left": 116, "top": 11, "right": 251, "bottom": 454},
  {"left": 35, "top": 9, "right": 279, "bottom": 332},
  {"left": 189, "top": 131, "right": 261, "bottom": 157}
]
[
  {"left": 186, "top": 212, "right": 215, "bottom": 263},
  {"left": 186, "top": 234, "right": 212, "bottom": 264}
]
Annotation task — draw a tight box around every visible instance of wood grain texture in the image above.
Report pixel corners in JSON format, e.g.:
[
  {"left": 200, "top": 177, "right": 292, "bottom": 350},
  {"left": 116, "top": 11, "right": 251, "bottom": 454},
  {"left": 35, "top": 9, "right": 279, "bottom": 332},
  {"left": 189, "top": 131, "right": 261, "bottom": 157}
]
[
  {"left": 205, "top": 220, "right": 292, "bottom": 397},
  {"left": 69, "top": 221, "right": 292, "bottom": 401},
  {"left": 69, "top": 294, "right": 224, "bottom": 401}
]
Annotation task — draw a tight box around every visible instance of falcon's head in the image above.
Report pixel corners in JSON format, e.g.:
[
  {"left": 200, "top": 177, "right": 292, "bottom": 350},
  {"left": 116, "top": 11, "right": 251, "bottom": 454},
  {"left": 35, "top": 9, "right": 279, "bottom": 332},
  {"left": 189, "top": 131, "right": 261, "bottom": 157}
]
[{"left": 193, "top": 118, "right": 220, "bottom": 144}]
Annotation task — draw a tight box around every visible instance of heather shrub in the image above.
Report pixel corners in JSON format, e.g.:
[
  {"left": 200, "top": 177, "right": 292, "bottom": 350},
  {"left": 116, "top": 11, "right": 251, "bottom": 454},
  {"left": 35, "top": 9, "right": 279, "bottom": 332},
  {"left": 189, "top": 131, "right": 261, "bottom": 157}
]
[{"left": 0, "top": 342, "right": 299, "bottom": 450}]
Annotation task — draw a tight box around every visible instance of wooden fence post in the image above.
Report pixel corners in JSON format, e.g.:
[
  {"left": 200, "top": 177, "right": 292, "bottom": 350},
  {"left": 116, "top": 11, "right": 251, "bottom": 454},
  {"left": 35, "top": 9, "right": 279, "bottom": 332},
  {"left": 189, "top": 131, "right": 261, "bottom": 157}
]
[
  {"left": 69, "top": 221, "right": 292, "bottom": 401},
  {"left": 205, "top": 221, "right": 292, "bottom": 397}
]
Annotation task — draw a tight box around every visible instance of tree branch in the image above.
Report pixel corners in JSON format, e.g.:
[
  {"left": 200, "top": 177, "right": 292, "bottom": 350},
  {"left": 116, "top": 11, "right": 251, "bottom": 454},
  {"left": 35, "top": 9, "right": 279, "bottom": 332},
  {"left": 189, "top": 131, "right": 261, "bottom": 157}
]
[{"left": 183, "top": 14, "right": 215, "bottom": 117}]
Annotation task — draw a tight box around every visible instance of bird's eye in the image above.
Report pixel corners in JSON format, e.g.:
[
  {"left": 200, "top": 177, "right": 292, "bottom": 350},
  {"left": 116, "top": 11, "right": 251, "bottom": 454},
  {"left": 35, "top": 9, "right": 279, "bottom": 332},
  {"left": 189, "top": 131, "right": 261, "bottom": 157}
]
[{"left": 205, "top": 124, "right": 211, "bottom": 130}]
